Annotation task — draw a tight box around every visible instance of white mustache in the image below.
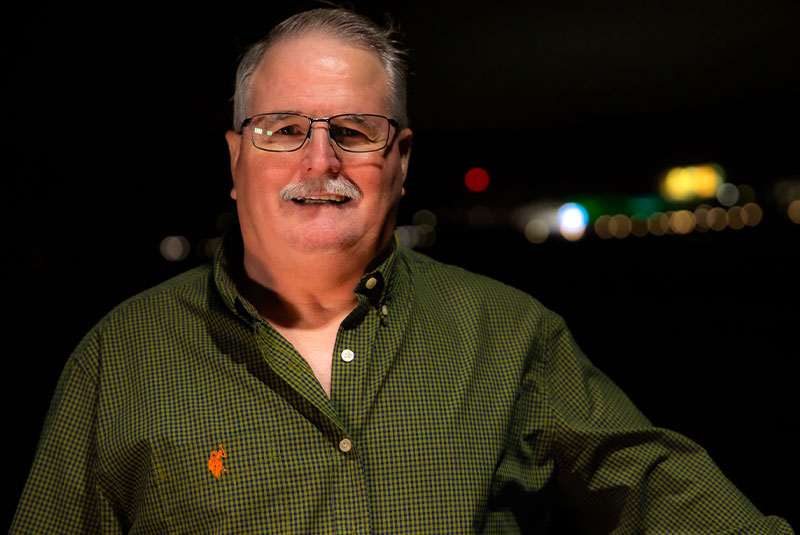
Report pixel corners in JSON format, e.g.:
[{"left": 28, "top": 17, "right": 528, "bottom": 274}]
[{"left": 278, "top": 177, "right": 363, "bottom": 201}]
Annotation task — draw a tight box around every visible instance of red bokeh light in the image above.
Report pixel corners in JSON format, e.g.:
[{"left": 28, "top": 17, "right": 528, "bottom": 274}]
[{"left": 465, "top": 167, "right": 490, "bottom": 192}]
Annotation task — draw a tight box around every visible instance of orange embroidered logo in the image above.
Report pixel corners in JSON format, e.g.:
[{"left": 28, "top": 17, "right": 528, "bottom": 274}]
[{"left": 208, "top": 445, "right": 227, "bottom": 478}]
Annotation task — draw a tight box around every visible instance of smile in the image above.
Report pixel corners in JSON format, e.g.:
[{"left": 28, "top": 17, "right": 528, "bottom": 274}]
[{"left": 292, "top": 195, "right": 350, "bottom": 204}]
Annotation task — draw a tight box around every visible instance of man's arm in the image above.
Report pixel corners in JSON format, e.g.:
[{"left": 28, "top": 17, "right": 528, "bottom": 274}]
[
  {"left": 538, "top": 312, "right": 794, "bottom": 534},
  {"left": 10, "top": 349, "right": 123, "bottom": 534}
]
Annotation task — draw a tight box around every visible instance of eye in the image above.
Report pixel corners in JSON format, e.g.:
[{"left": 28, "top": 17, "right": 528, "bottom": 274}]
[
  {"left": 275, "top": 124, "right": 306, "bottom": 136},
  {"left": 252, "top": 115, "right": 308, "bottom": 138},
  {"left": 264, "top": 124, "right": 306, "bottom": 136},
  {"left": 332, "top": 125, "right": 368, "bottom": 139}
]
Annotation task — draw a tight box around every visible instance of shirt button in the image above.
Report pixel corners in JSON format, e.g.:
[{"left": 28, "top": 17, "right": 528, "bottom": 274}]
[
  {"left": 339, "top": 438, "right": 353, "bottom": 453},
  {"left": 365, "top": 277, "right": 378, "bottom": 290},
  {"left": 341, "top": 349, "right": 355, "bottom": 362}
]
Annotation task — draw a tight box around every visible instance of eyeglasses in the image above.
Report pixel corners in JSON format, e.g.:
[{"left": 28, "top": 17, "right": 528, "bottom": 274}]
[{"left": 240, "top": 112, "right": 400, "bottom": 153}]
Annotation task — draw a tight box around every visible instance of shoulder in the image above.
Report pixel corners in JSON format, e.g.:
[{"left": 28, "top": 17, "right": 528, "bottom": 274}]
[
  {"left": 70, "top": 263, "right": 216, "bottom": 362},
  {"left": 104, "top": 262, "right": 214, "bottom": 324},
  {"left": 396, "top": 247, "right": 555, "bottom": 328}
]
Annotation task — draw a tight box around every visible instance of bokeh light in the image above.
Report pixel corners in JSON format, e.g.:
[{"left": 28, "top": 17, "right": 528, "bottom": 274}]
[
  {"left": 789, "top": 200, "right": 800, "bottom": 224},
  {"left": 660, "top": 164, "right": 724, "bottom": 202},
  {"left": 694, "top": 205, "right": 710, "bottom": 232},
  {"left": 524, "top": 219, "right": 550, "bottom": 244},
  {"left": 465, "top": 167, "right": 490, "bottom": 192},
  {"left": 669, "top": 210, "right": 696, "bottom": 234},
  {"left": 396, "top": 224, "right": 436, "bottom": 248},
  {"left": 160, "top": 235, "right": 190, "bottom": 262},
  {"left": 716, "top": 183, "right": 739, "bottom": 207},
  {"left": 594, "top": 215, "right": 612, "bottom": 239},
  {"left": 727, "top": 206, "right": 746, "bottom": 230},
  {"left": 198, "top": 237, "right": 222, "bottom": 258},
  {"left": 557, "top": 202, "right": 589, "bottom": 240},
  {"left": 609, "top": 214, "right": 632, "bottom": 239},
  {"left": 707, "top": 207, "right": 728, "bottom": 231},
  {"left": 737, "top": 184, "right": 756, "bottom": 204},
  {"left": 648, "top": 212, "right": 668, "bottom": 236},
  {"left": 412, "top": 209, "right": 437, "bottom": 228},
  {"left": 743, "top": 203, "right": 763, "bottom": 226},
  {"left": 630, "top": 216, "right": 648, "bottom": 238}
]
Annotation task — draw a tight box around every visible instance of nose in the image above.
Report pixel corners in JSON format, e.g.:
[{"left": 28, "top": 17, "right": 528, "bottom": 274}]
[{"left": 302, "top": 123, "right": 341, "bottom": 175}]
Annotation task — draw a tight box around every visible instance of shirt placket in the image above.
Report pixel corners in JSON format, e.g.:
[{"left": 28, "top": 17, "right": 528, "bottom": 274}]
[{"left": 329, "top": 274, "right": 385, "bottom": 535}]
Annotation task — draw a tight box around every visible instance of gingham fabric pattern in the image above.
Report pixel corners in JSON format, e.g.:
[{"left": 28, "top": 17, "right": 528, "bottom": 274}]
[{"left": 12, "top": 231, "right": 794, "bottom": 534}]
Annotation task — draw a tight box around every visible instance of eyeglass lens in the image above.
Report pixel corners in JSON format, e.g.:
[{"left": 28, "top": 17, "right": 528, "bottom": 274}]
[{"left": 249, "top": 114, "right": 390, "bottom": 152}]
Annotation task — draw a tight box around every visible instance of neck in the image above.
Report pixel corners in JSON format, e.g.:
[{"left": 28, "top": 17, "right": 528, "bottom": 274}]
[{"left": 239, "top": 240, "right": 389, "bottom": 330}]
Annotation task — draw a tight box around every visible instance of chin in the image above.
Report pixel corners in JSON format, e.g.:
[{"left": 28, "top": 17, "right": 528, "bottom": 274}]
[{"left": 288, "top": 229, "right": 364, "bottom": 253}]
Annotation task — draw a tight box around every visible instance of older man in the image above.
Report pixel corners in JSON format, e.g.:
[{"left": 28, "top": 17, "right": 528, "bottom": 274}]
[{"left": 11, "top": 8, "right": 794, "bottom": 535}]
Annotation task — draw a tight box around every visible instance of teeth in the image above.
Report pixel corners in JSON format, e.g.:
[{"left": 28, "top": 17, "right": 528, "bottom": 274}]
[{"left": 295, "top": 195, "right": 348, "bottom": 203}]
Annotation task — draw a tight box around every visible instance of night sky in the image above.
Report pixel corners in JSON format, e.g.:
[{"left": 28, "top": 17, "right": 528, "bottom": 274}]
[{"left": 6, "top": 0, "right": 798, "bottom": 527}]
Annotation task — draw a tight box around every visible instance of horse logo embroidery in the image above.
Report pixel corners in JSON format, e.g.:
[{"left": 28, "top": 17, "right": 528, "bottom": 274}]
[{"left": 208, "top": 445, "right": 227, "bottom": 479}]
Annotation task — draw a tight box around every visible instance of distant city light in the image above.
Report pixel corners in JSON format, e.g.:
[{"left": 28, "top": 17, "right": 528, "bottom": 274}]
[
  {"left": 558, "top": 202, "right": 589, "bottom": 240},
  {"left": 789, "top": 200, "right": 800, "bottom": 224},
  {"left": 594, "top": 215, "right": 612, "bottom": 239},
  {"left": 743, "top": 203, "right": 763, "bottom": 226},
  {"left": 737, "top": 184, "right": 756, "bottom": 204},
  {"left": 412, "top": 209, "right": 437, "bottom": 228},
  {"left": 695, "top": 206, "right": 710, "bottom": 232},
  {"left": 396, "top": 224, "right": 436, "bottom": 248},
  {"left": 609, "top": 214, "right": 632, "bottom": 239},
  {"left": 728, "top": 206, "right": 747, "bottom": 230},
  {"left": 524, "top": 219, "right": 549, "bottom": 243},
  {"left": 160, "top": 235, "right": 190, "bottom": 262},
  {"left": 504, "top": 164, "right": 777, "bottom": 245},
  {"left": 465, "top": 167, "right": 490, "bottom": 192},
  {"left": 660, "top": 164, "right": 724, "bottom": 202},
  {"left": 716, "top": 183, "right": 739, "bottom": 207},
  {"left": 670, "top": 210, "right": 696, "bottom": 234},
  {"left": 707, "top": 207, "right": 728, "bottom": 231},
  {"left": 630, "top": 216, "right": 649, "bottom": 237}
]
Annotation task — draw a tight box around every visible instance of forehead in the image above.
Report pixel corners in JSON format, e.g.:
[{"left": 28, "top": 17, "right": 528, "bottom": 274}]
[{"left": 248, "top": 33, "right": 391, "bottom": 115}]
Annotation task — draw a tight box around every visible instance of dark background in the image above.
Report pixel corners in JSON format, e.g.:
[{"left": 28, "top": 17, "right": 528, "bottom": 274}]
[{"left": 6, "top": 0, "right": 798, "bottom": 529}]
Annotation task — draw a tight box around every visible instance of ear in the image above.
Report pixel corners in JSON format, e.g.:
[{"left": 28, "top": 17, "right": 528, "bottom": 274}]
[
  {"left": 396, "top": 128, "right": 413, "bottom": 196},
  {"left": 225, "top": 130, "right": 242, "bottom": 199}
]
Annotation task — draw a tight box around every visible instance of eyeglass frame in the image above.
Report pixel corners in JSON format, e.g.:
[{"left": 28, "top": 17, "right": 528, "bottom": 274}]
[{"left": 239, "top": 112, "right": 401, "bottom": 153}]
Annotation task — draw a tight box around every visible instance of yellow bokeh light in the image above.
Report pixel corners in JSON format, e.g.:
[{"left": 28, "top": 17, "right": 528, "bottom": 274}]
[
  {"left": 630, "top": 216, "right": 648, "bottom": 237},
  {"left": 609, "top": 214, "right": 632, "bottom": 239},
  {"left": 525, "top": 219, "right": 549, "bottom": 244},
  {"left": 670, "top": 210, "right": 696, "bottom": 234},
  {"left": 708, "top": 207, "right": 728, "bottom": 231},
  {"left": 660, "top": 164, "right": 724, "bottom": 202},
  {"left": 594, "top": 215, "right": 612, "bottom": 239},
  {"left": 648, "top": 212, "right": 668, "bottom": 236},
  {"left": 694, "top": 206, "right": 710, "bottom": 232},
  {"left": 728, "top": 206, "right": 746, "bottom": 230},
  {"left": 789, "top": 200, "right": 800, "bottom": 224},
  {"left": 743, "top": 203, "right": 763, "bottom": 226},
  {"left": 693, "top": 166, "right": 722, "bottom": 198}
]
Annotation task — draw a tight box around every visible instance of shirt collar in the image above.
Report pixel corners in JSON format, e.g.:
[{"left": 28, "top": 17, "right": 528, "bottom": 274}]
[{"left": 212, "top": 225, "right": 401, "bottom": 327}]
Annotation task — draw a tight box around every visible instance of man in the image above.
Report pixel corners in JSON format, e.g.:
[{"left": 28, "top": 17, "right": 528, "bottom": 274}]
[{"left": 11, "top": 7, "right": 794, "bottom": 534}]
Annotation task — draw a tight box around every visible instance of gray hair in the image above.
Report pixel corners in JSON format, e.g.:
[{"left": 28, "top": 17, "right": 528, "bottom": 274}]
[{"left": 232, "top": 8, "right": 409, "bottom": 133}]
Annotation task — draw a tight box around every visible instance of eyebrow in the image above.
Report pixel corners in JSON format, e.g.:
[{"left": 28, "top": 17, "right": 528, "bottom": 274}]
[{"left": 266, "top": 110, "right": 308, "bottom": 117}]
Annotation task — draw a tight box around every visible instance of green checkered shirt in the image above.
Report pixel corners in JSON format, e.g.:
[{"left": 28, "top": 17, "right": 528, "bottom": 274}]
[{"left": 12, "top": 231, "right": 794, "bottom": 534}]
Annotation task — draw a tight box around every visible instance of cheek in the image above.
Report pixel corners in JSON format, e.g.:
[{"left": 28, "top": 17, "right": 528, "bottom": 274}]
[
  {"left": 343, "top": 157, "right": 401, "bottom": 195},
  {"left": 237, "top": 155, "right": 294, "bottom": 194}
]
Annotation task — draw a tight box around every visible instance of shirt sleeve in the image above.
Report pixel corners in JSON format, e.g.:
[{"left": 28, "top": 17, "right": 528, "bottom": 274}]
[
  {"left": 10, "top": 348, "right": 124, "bottom": 534},
  {"left": 539, "top": 311, "right": 794, "bottom": 534}
]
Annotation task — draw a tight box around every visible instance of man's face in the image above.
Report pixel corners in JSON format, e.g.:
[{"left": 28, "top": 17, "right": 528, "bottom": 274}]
[{"left": 225, "top": 33, "right": 412, "bottom": 268}]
